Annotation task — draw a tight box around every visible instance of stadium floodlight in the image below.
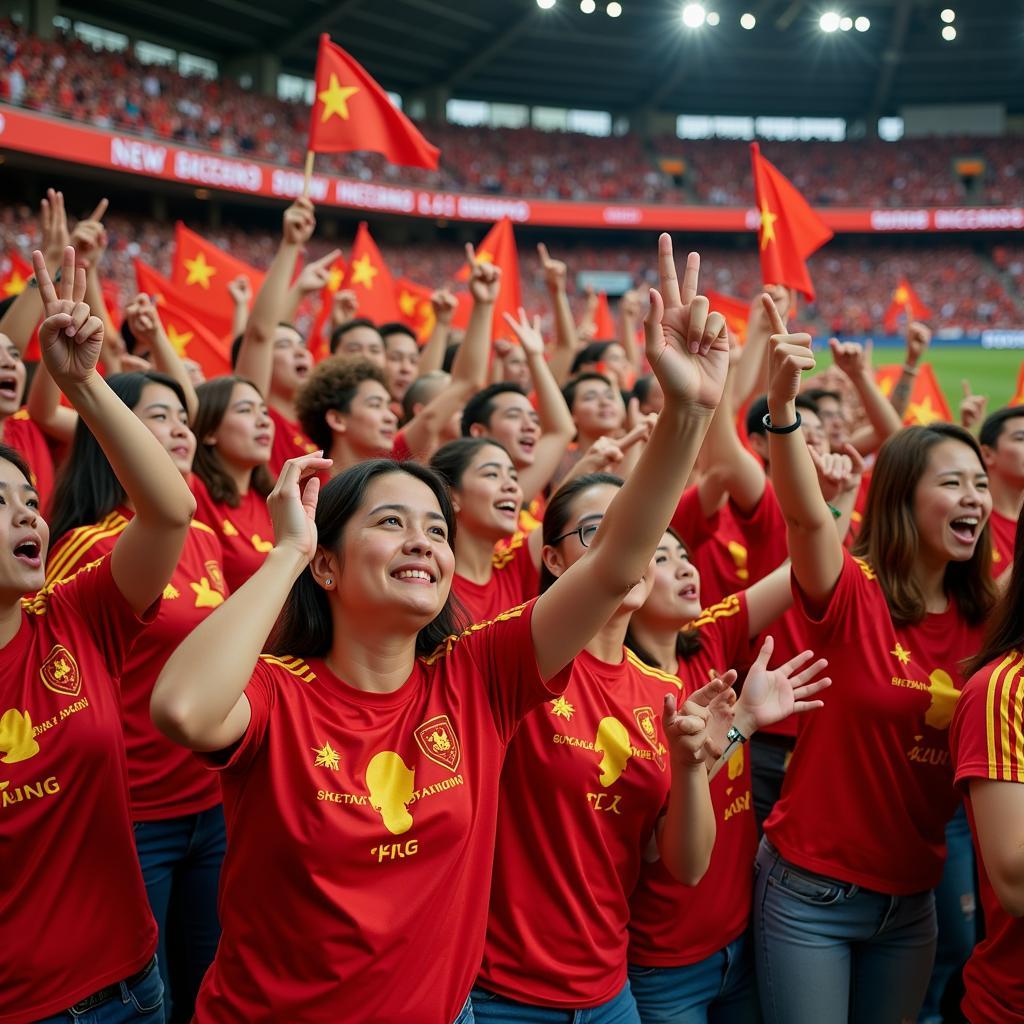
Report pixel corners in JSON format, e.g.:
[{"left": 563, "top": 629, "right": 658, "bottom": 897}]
[
  {"left": 682, "top": 3, "right": 707, "bottom": 28},
  {"left": 819, "top": 11, "right": 841, "bottom": 32},
  {"left": 940, "top": 8, "right": 955, "bottom": 23},
  {"left": 941, "top": 24, "right": 956, "bottom": 40},
  {"left": 581, "top": 0, "right": 596, "bottom": 10},
  {"left": 740, "top": 12, "right": 756, "bottom": 29},
  {"left": 839, "top": 16, "right": 852, "bottom": 30},
  {"left": 854, "top": 16, "right": 869, "bottom": 31},
  {"left": 707, "top": 11, "right": 720, "bottom": 25},
  {"left": 607, "top": 1, "right": 622, "bottom": 16},
  {"left": 536, "top": 0, "right": 556, "bottom": 8}
]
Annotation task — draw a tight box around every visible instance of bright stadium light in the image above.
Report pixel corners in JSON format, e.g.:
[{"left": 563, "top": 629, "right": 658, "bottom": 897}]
[
  {"left": 581, "top": 0, "right": 596, "bottom": 10},
  {"left": 854, "top": 15, "right": 870, "bottom": 31},
  {"left": 740, "top": 12, "right": 756, "bottom": 29},
  {"left": 536, "top": 0, "right": 556, "bottom": 8},
  {"left": 819, "top": 11, "right": 841, "bottom": 32},
  {"left": 707, "top": 11, "right": 720, "bottom": 25},
  {"left": 942, "top": 24, "right": 956, "bottom": 40},
  {"left": 839, "top": 16, "right": 852, "bottom": 30},
  {"left": 940, "top": 8, "right": 955, "bottom": 23},
  {"left": 682, "top": 3, "right": 707, "bottom": 28},
  {"left": 607, "top": 1, "right": 622, "bottom": 16}
]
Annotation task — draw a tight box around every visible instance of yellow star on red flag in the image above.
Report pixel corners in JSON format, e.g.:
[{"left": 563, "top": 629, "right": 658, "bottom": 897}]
[
  {"left": 759, "top": 203, "right": 778, "bottom": 251},
  {"left": 166, "top": 325, "right": 193, "bottom": 356},
  {"left": 349, "top": 253, "right": 378, "bottom": 290},
  {"left": 3, "top": 271, "right": 27, "bottom": 297},
  {"left": 183, "top": 252, "right": 217, "bottom": 289},
  {"left": 317, "top": 73, "right": 359, "bottom": 123},
  {"left": 398, "top": 289, "right": 418, "bottom": 317}
]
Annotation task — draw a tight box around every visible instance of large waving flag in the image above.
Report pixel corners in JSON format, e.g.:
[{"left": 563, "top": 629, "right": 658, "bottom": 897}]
[
  {"left": 308, "top": 35, "right": 439, "bottom": 170},
  {"left": 750, "top": 143, "right": 833, "bottom": 301},
  {"left": 876, "top": 362, "right": 952, "bottom": 425},
  {"left": 456, "top": 218, "right": 522, "bottom": 340},
  {"left": 344, "top": 222, "right": 400, "bottom": 324},
  {"left": 883, "top": 278, "right": 933, "bottom": 333}
]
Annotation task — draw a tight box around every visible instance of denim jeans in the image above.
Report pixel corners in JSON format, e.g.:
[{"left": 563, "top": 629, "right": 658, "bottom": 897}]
[
  {"left": 133, "top": 806, "right": 225, "bottom": 1024},
  {"left": 454, "top": 997, "right": 475, "bottom": 1023},
  {"left": 753, "top": 838, "right": 937, "bottom": 1024},
  {"left": 33, "top": 958, "right": 165, "bottom": 1022},
  {"left": 918, "top": 803, "right": 978, "bottom": 1024},
  {"left": 471, "top": 982, "right": 640, "bottom": 1023},
  {"left": 628, "top": 932, "right": 762, "bottom": 1024},
  {"left": 748, "top": 734, "right": 793, "bottom": 834}
]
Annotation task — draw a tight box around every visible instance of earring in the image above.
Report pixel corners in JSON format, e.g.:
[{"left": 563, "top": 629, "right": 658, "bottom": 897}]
[{"left": 324, "top": 577, "right": 334, "bottom": 586}]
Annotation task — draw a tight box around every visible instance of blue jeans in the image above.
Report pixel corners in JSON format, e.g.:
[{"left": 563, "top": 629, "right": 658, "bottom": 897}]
[
  {"left": 471, "top": 982, "right": 640, "bottom": 1023},
  {"left": 34, "top": 958, "right": 165, "bottom": 1022},
  {"left": 133, "top": 807, "right": 225, "bottom": 1024},
  {"left": 454, "top": 997, "right": 475, "bottom": 1023},
  {"left": 918, "top": 804, "right": 978, "bottom": 1024},
  {"left": 629, "top": 932, "right": 762, "bottom": 1024},
  {"left": 753, "top": 838, "right": 937, "bottom": 1024}
]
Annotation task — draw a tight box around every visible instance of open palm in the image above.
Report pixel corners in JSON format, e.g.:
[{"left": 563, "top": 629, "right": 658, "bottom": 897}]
[{"left": 738, "top": 635, "right": 830, "bottom": 731}]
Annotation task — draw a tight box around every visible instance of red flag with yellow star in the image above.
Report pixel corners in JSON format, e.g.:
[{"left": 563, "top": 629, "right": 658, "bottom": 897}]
[
  {"left": 394, "top": 278, "right": 438, "bottom": 344},
  {"left": 0, "top": 251, "right": 33, "bottom": 298},
  {"left": 307, "top": 252, "right": 347, "bottom": 362},
  {"left": 704, "top": 289, "right": 750, "bottom": 344},
  {"left": 456, "top": 218, "right": 522, "bottom": 340},
  {"left": 135, "top": 261, "right": 232, "bottom": 377},
  {"left": 882, "top": 278, "right": 933, "bottom": 334},
  {"left": 750, "top": 143, "right": 833, "bottom": 301},
  {"left": 875, "top": 362, "right": 952, "bottom": 425},
  {"left": 344, "top": 222, "right": 400, "bottom": 324},
  {"left": 308, "top": 35, "right": 439, "bottom": 169},
  {"left": 171, "top": 223, "right": 264, "bottom": 338}
]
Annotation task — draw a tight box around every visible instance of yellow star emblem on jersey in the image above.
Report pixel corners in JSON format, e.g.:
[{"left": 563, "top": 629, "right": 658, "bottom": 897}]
[
  {"left": 891, "top": 642, "right": 911, "bottom": 665},
  {"left": 183, "top": 252, "right": 216, "bottom": 289},
  {"left": 312, "top": 741, "right": 340, "bottom": 770},
  {"left": 549, "top": 696, "right": 576, "bottom": 720},
  {"left": 759, "top": 203, "right": 778, "bottom": 251},
  {"left": 349, "top": 254, "right": 378, "bottom": 290},
  {"left": 317, "top": 73, "right": 359, "bottom": 122},
  {"left": 190, "top": 577, "right": 224, "bottom": 609},
  {"left": 166, "top": 325, "right": 193, "bottom": 356}
]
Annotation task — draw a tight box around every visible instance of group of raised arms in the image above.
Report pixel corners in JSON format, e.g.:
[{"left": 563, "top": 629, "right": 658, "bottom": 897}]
[{"left": 1, "top": 191, "right": 1022, "bottom": 1024}]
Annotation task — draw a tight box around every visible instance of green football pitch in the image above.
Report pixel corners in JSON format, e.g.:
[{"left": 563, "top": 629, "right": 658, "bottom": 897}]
[{"left": 813, "top": 345, "right": 1023, "bottom": 416}]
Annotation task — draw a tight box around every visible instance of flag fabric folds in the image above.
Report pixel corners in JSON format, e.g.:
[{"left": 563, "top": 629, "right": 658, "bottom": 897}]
[
  {"left": 456, "top": 218, "right": 522, "bottom": 340},
  {"left": 883, "top": 278, "right": 934, "bottom": 333},
  {"left": 875, "top": 362, "right": 952, "bottom": 425},
  {"left": 344, "top": 222, "right": 400, "bottom": 324}
]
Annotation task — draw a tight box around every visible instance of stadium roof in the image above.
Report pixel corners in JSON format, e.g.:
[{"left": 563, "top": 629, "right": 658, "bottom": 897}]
[{"left": 75, "top": 0, "right": 1024, "bottom": 120}]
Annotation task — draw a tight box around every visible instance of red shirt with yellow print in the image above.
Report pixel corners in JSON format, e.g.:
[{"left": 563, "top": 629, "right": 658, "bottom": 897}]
[
  {"left": 950, "top": 651, "right": 1024, "bottom": 1024},
  {"left": 192, "top": 600, "right": 569, "bottom": 1024},
  {"left": 2, "top": 408, "right": 55, "bottom": 513},
  {"left": 451, "top": 531, "right": 540, "bottom": 626},
  {"left": 46, "top": 509, "right": 227, "bottom": 820},
  {"left": 764, "top": 549, "right": 985, "bottom": 893},
  {"left": 480, "top": 647, "right": 683, "bottom": 1008},
  {"left": 191, "top": 475, "right": 273, "bottom": 592},
  {"left": 268, "top": 406, "right": 317, "bottom": 476},
  {"left": 987, "top": 508, "right": 1016, "bottom": 579},
  {"left": 628, "top": 593, "right": 758, "bottom": 967},
  {"left": 0, "top": 557, "right": 158, "bottom": 1024}
]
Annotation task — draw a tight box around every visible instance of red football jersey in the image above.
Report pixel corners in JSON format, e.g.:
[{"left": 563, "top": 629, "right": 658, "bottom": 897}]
[
  {"left": 765, "top": 550, "right": 985, "bottom": 892},
  {"left": 988, "top": 508, "right": 1016, "bottom": 579},
  {"left": 191, "top": 475, "right": 273, "bottom": 592},
  {"left": 950, "top": 651, "right": 1024, "bottom": 1024},
  {"left": 192, "top": 600, "right": 569, "bottom": 1024},
  {"left": 2, "top": 408, "right": 55, "bottom": 513},
  {"left": 0, "top": 557, "right": 158, "bottom": 1023},
  {"left": 46, "top": 509, "right": 227, "bottom": 820},
  {"left": 628, "top": 594, "right": 758, "bottom": 966},
  {"left": 269, "top": 406, "right": 317, "bottom": 476},
  {"left": 451, "top": 531, "right": 539, "bottom": 626},
  {"left": 668, "top": 483, "right": 719, "bottom": 561},
  {"left": 480, "top": 647, "right": 684, "bottom": 1008}
]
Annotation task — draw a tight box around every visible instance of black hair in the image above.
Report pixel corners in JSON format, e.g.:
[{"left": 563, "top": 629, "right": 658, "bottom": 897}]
[
  {"left": 980, "top": 406, "right": 1024, "bottom": 450},
  {"left": 804, "top": 387, "right": 841, "bottom": 407},
  {"left": 539, "top": 471, "right": 623, "bottom": 593},
  {"left": 231, "top": 323, "right": 303, "bottom": 369},
  {"left": 561, "top": 371, "right": 614, "bottom": 414},
  {"left": 380, "top": 322, "right": 418, "bottom": 346},
  {"left": 50, "top": 372, "right": 189, "bottom": 543},
  {"left": 267, "top": 459, "right": 462, "bottom": 658},
  {"left": 442, "top": 342, "right": 460, "bottom": 373},
  {"left": 570, "top": 340, "right": 619, "bottom": 376},
  {"left": 631, "top": 373, "right": 656, "bottom": 407},
  {"left": 745, "top": 393, "right": 820, "bottom": 438},
  {"left": 402, "top": 370, "right": 448, "bottom": 423},
  {"left": 329, "top": 317, "right": 380, "bottom": 356},
  {"left": 0, "top": 295, "right": 16, "bottom": 320},
  {"left": 969, "top": 511, "right": 1024, "bottom": 674},
  {"left": 460, "top": 382, "right": 528, "bottom": 437},
  {"left": 430, "top": 437, "right": 512, "bottom": 492},
  {"left": 295, "top": 356, "right": 387, "bottom": 452},
  {"left": 0, "top": 441, "right": 34, "bottom": 488}
]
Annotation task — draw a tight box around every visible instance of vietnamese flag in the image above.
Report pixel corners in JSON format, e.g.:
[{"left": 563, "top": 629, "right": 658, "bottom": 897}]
[
  {"left": 593, "top": 292, "right": 616, "bottom": 340},
  {"left": 750, "top": 143, "right": 833, "bottom": 301},
  {"left": 876, "top": 362, "right": 952, "bottom": 426},
  {"left": 308, "top": 35, "right": 439, "bottom": 170},
  {"left": 308, "top": 252, "right": 347, "bottom": 361},
  {"left": 457, "top": 218, "right": 522, "bottom": 340},
  {"left": 705, "top": 289, "right": 751, "bottom": 344},
  {"left": 1011, "top": 363, "right": 1024, "bottom": 407},
  {"left": 135, "top": 261, "right": 232, "bottom": 377},
  {"left": 171, "top": 223, "right": 264, "bottom": 338},
  {"left": 0, "top": 252, "right": 33, "bottom": 298},
  {"left": 395, "top": 278, "right": 437, "bottom": 343},
  {"left": 883, "top": 278, "right": 933, "bottom": 333},
  {"left": 344, "top": 222, "right": 400, "bottom": 324}
]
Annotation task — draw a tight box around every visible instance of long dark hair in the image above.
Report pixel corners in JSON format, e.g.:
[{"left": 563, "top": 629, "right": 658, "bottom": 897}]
[
  {"left": 0, "top": 441, "right": 33, "bottom": 488},
  {"left": 539, "top": 471, "right": 623, "bottom": 593},
  {"left": 851, "top": 424, "right": 996, "bottom": 626},
  {"left": 969, "top": 512, "right": 1024, "bottom": 674},
  {"left": 430, "top": 437, "right": 512, "bottom": 492},
  {"left": 49, "top": 372, "right": 189, "bottom": 544},
  {"left": 191, "top": 376, "right": 274, "bottom": 508},
  {"left": 267, "top": 459, "right": 462, "bottom": 659}
]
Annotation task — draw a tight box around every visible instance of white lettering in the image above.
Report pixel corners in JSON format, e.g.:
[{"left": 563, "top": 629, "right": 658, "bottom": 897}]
[
  {"left": 271, "top": 168, "right": 329, "bottom": 201},
  {"left": 454, "top": 195, "right": 531, "bottom": 222},
  {"left": 934, "top": 207, "right": 1024, "bottom": 231},
  {"left": 602, "top": 206, "right": 643, "bottom": 225},
  {"left": 111, "top": 138, "right": 167, "bottom": 174},
  {"left": 172, "top": 152, "right": 262, "bottom": 191},
  {"left": 335, "top": 180, "right": 416, "bottom": 213},
  {"left": 869, "top": 209, "right": 931, "bottom": 231}
]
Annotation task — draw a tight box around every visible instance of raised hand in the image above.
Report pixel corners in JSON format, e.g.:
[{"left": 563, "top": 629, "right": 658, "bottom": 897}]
[
  {"left": 501, "top": 307, "right": 545, "bottom": 356},
  {"left": 33, "top": 246, "right": 104, "bottom": 386},
  {"left": 836, "top": 442, "right": 866, "bottom": 497},
  {"left": 748, "top": 282, "right": 793, "bottom": 336},
  {"left": 227, "top": 275, "right": 253, "bottom": 308},
  {"left": 431, "top": 288, "right": 458, "bottom": 324},
  {"left": 124, "top": 292, "right": 161, "bottom": 348},
  {"left": 960, "top": 379, "right": 988, "bottom": 431},
  {"left": 283, "top": 197, "right": 316, "bottom": 247},
  {"left": 905, "top": 321, "right": 931, "bottom": 367},
  {"left": 537, "top": 242, "right": 567, "bottom": 293},
  {"left": 663, "top": 676, "right": 730, "bottom": 771},
  {"left": 266, "top": 452, "right": 333, "bottom": 563},
  {"left": 295, "top": 248, "right": 343, "bottom": 295},
  {"left": 828, "top": 337, "right": 872, "bottom": 381},
  {"left": 643, "top": 235, "right": 730, "bottom": 412},
  {"left": 68, "top": 197, "right": 109, "bottom": 271},
  {"left": 332, "top": 289, "right": 359, "bottom": 326},
  {"left": 809, "top": 447, "right": 854, "bottom": 503},
  {"left": 764, "top": 292, "right": 815, "bottom": 411},
  {"left": 40, "top": 188, "right": 70, "bottom": 266},
  {"left": 466, "top": 243, "right": 501, "bottom": 304},
  {"left": 619, "top": 289, "right": 643, "bottom": 324}
]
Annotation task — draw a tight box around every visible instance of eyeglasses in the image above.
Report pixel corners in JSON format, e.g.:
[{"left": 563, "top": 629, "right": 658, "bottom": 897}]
[{"left": 550, "top": 521, "right": 601, "bottom": 548}]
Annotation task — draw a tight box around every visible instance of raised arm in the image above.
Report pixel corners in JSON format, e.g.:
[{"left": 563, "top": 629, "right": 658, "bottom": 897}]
[
  {"left": 234, "top": 198, "right": 315, "bottom": 398},
  {"left": 830, "top": 339, "right": 902, "bottom": 454},
  {"left": 532, "top": 235, "right": 729, "bottom": 681},
  {"left": 25, "top": 360, "right": 76, "bottom": 443},
  {"left": 281, "top": 249, "right": 341, "bottom": 325},
  {"left": 618, "top": 289, "right": 644, "bottom": 377},
  {"left": 416, "top": 288, "right": 457, "bottom": 376},
  {"left": 890, "top": 321, "right": 931, "bottom": 421},
  {"left": 151, "top": 452, "right": 331, "bottom": 752},
  {"left": 730, "top": 284, "right": 792, "bottom": 409},
  {"left": 537, "top": 243, "right": 579, "bottom": 387},
  {"left": 126, "top": 293, "right": 199, "bottom": 421},
  {"left": 227, "top": 275, "right": 252, "bottom": 342},
  {"left": 34, "top": 247, "right": 195, "bottom": 614},
  {"left": 763, "top": 294, "right": 843, "bottom": 609}
]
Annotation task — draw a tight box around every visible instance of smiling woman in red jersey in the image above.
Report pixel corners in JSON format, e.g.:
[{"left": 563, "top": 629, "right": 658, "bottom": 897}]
[
  {"left": 950, "top": 512, "right": 1024, "bottom": 1024},
  {"left": 150, "top": 233, "right": 730, "bottom": 1024},
  {"left": 752, "top": 294, "right": 996, "bottom": 1024},
  {"left": 0, "top": 248, "right": 195, "bottom": 1024},
  {"left": 190, "top": 376, "right": 276, "bottom": 591},
  {"left": 431, "top": 437, "right": 541, "bottom": 626}
]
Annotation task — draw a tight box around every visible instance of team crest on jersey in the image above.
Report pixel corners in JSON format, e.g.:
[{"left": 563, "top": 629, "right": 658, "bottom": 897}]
[
  {"left": 204, "top": 560, "right": 226, "bottom": 595},
  {"left": 40, "top": 645, "right": 81, "bottom": 697},
  {"left": 414, "top": 714, "right": 461, "bottom": 772},
  {"left": 633, "top": 706, "right": 666, "bottom": 770}
]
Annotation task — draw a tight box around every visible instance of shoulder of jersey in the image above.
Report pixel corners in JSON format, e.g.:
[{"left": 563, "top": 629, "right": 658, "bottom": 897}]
[
  {"left": 691, "top": 593, "right": 742, "bottom": 629},
  {"left": 492, "top": 530, "right": 527, "bottom": 569},
  {"left": 11, "top": 408, "right": 30, "bottom": 422},
  {"left": 420, "top": 602, "right": 530, "bottom": 666},
  {"left": 23, "top": 555, "right": 107, "bottom": 615},
  {"left": 44, "top": 510, "right": 130, "bottom": 585},
  {"left": 624, "top": 648, "right": 682, "bottom": 690},
  {"left": 852, "top": 556, "right": 877, "bottom": 581},
  {"left": 189, "top": 518, "right": 217, "bottom": 536},
  {"left": 258, "top": 654, "right": 317, "bottom": 684}
]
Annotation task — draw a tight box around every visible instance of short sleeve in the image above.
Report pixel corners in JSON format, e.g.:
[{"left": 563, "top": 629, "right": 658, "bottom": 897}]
[
  {"left": 791, "top": 547, "right": 880, "bottom": 646},
  {"left": 730, "top": 481, "right": 788, "bottom": 581},
  {"left": 671, "top": 484, "right": 719, "bottom": 552},
  {"left": 952, "top": 654, "right": 1024, "bottom": 787},
  {"left": 197, "top": 657, "right": 276, "bottom": 773},
  {"left": 493, "top": 532, "right": 540, "bottom": 602},
  {"left": 692, "top": 592, "right": 752, "bottom": 676}
]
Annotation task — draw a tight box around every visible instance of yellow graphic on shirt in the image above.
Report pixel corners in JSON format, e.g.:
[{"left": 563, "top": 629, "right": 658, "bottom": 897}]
[
  {"left": 366, "top": 750, "right": 415, "bottom": 835},
  {"left": 163, "top": 583, "right": 180, "bottom": 600},
  {"left": 549, "top": 696, "right": 576, "bottom": 721},
  {"left": 726, "top": 541, "right": 749, "bottom": 581},
  {"left": 595, "top": 716, "right": 631, "bottom": 787},
  {"left": 221, "top": 519, "right": 239, "bottom": 538},
  {"left": 414, "top": 714, "right": 461, "bottom": 772},
  {"left": 40, "top": 645, "right": 81, "bottom": 697},
  {"left": 251, "top": 534, "right": 273, "bottom": 553},
  {"left": 632, "top": 706, "right": 666, "bottom": 771},
  {"left": 190, "top": 577, "right": 225, "bottom": 609},
  {"left": 0, "top": 709, "right": 40, "bottom": 764},
  {"left": 204, "top": 559, "right": 226, "bottom": 594},
  {"left": 891, "top": 642, "right": 912, "bottom": 666},
  {"left": 727, "top": 743, "right": 745, "bottom": 780},
  {"left": 312, "top": 741, "right": 340, "bottom": 770},
  {"left": 925, "top": 669, "right": 960, "bottom": 730}
]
